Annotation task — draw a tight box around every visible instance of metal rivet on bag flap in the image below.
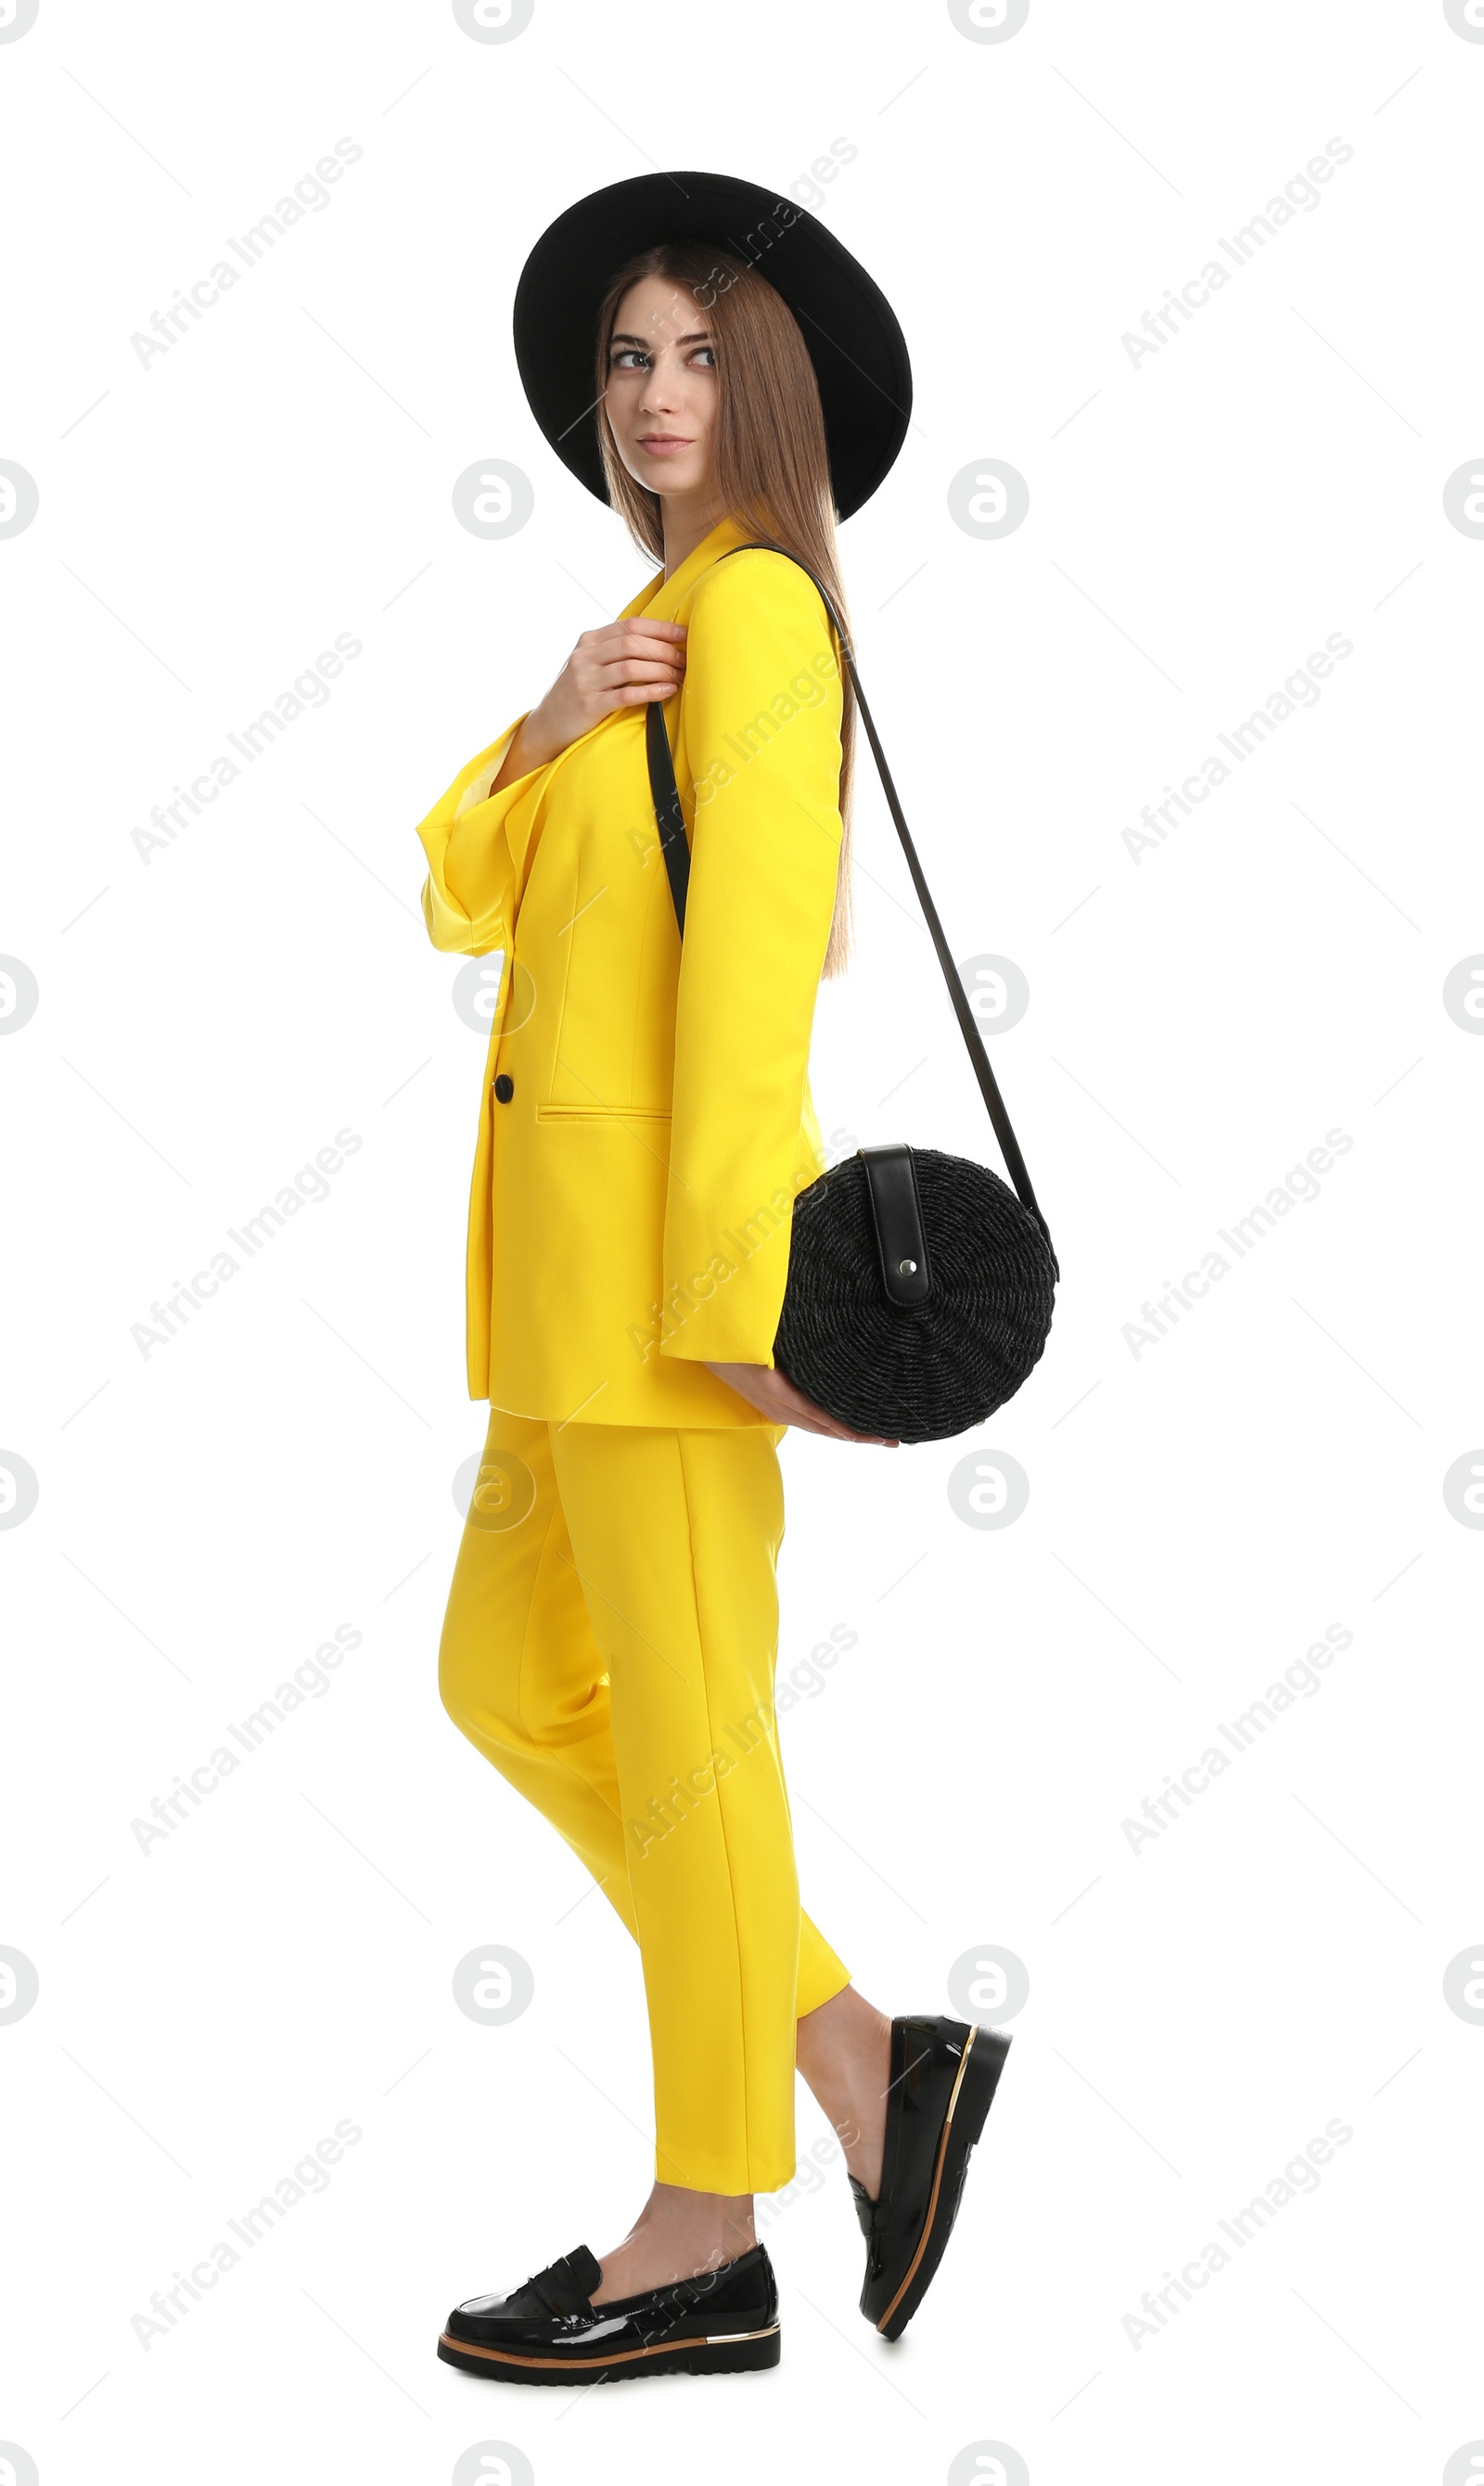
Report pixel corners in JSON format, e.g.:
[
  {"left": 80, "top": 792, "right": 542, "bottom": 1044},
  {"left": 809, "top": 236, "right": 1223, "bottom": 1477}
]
[{"left": 899, "top": 1259, "right": 917, "bottom": 1275}]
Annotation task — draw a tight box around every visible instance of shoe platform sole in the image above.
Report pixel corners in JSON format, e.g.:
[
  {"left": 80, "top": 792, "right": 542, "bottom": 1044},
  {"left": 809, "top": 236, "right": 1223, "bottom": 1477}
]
[{"left": 437, "top": 2323, "right": 780, "bottom": 2385}]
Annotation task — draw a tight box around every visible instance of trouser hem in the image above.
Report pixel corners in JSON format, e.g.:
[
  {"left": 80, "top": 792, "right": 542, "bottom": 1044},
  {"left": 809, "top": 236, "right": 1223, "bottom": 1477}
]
[{"left": 655, "top": 2146, "right": 795, "bottom": 2196}]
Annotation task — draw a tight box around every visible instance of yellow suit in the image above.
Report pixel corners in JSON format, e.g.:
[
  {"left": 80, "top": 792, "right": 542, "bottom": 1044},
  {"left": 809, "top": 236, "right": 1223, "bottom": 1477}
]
[
  {"left": 418, "top": 514, "right": 853, "bottom": 2195},
  {"left": 415, "top": 509, "right": 845, "bottom": 1423}
]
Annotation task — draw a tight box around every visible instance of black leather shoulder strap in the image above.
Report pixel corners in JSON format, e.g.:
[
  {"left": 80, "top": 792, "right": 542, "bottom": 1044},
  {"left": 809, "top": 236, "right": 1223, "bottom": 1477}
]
[
  {"left": 646, "top": 698, "right": 691, "bottom": 935},
  {"left": 645, "top": 540, "right": 1048, "bottom": 1239}
]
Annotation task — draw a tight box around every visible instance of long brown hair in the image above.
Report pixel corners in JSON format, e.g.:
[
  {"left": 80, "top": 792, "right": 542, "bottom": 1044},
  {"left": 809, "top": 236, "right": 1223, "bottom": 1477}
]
[{"left": 592, "top": 239, "right": 857, "bottom": 979}]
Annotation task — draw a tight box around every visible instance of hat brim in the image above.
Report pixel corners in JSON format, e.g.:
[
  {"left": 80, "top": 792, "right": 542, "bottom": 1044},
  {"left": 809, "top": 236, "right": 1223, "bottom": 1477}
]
[{"left": 512, "top": 170, "right": 912, "bottom": 523}]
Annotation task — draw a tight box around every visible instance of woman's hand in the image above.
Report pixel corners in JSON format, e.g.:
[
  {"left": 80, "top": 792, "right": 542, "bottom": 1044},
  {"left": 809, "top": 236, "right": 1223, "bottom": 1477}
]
[
  {"left": 705, "top": 1361, "right": 899, "bottom": 1445},
  {"left": 493, "top": 618, "right": 687, "bottom": 790}
]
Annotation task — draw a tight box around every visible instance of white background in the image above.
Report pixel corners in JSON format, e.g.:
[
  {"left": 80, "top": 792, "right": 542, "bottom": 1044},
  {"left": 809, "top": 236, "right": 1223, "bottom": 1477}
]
[{"left": 3, "top": 1, "right": 1482, "bottom": 2480}]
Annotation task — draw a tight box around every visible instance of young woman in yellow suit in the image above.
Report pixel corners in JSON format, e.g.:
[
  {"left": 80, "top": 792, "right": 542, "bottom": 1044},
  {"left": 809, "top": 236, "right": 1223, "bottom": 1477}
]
[{"left": 419, "top": 173, "right": 1009, "bottom": 2387}]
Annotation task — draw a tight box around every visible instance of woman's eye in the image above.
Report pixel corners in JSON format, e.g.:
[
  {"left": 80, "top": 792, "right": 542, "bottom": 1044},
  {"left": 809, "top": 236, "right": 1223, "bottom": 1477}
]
[{"left": 610, "top": 345, "right": 714, "bottom": 370}]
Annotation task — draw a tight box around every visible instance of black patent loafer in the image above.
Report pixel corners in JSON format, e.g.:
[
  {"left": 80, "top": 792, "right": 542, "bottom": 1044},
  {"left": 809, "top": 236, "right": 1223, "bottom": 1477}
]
[
  {"left": 851, "top": 2015, "right": 1011, "bottom": 2341},
  {"left": 437, "top": 2240, "right": 781, "bottom": 2386}
]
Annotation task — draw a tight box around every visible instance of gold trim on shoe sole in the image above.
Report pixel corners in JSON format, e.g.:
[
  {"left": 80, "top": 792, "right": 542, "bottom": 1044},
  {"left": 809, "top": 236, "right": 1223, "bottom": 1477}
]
[
  {"left": 876, "top": 2023, "right": 980, "bottom": 2332},
  {"left": 438, "top": 2322, "right": 780, "bottom": 2369}
]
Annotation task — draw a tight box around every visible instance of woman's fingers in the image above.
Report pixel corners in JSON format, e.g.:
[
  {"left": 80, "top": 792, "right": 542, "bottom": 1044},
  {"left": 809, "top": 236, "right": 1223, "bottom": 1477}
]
[
  {"left": 702, "top": 1358, "right": 899, "bottom": 1446},
  {"left": 599, "top": 644, "right": 686, "bottom": 679},
  {"left": 771, "top": 1376, "right": 898, "bottom": 1446},
  {"left": 793, "top": 1402, "right": 901, "bottom": 1447},
  {"left": 584, "top": 633, "right": 686, "bottom": 711},
  {"left": 568, "top": 622, "right": 685, "bottom": 693},
  {"left": 522, "top": 620, "right": 690, "bottom": 769},
  {"left": 804, "top": 1416, "right": 900, "bottom": 1445},
  {"left": 600, "top": 656, "right": 686, "bottom": 687},
  {"left": 603, "top": 653, "right": 685, "bottom": 709},
  {"left": 594, "top": 620, "right": 687, "bottom": 661}
]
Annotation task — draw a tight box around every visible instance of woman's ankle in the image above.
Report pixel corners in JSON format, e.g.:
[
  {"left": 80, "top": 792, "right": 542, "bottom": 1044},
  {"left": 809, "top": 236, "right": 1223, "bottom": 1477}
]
[
  {"left": 594, "top": 2184, "right": 756, "bottom": 2300},
  {"left": 797, "top": 1985, "right": 894, "bottom": 2198}
]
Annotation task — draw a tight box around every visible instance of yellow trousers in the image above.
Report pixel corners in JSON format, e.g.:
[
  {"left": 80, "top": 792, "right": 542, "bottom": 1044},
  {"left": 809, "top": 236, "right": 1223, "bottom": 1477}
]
[{"left": 438, "top": 1412, "right": 851, "bottom": 2197}]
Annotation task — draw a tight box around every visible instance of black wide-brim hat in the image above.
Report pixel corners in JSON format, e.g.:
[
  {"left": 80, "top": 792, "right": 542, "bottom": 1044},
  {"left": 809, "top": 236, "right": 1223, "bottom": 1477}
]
[{"left": 512, "top": 170, "right": 912, "bottom": 523}]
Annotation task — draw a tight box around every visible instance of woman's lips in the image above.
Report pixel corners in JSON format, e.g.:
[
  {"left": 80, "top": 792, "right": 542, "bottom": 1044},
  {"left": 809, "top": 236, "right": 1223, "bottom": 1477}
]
[{"left": 638, "top": 436, "right": 692, "bottom": 455}]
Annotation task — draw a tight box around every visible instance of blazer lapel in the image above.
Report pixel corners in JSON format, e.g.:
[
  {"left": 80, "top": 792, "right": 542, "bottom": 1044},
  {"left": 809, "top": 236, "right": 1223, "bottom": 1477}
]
[
  {"left": 628, "top": 509, "right": 753, "bottom": 626},
  {"left": 504, "top": 515, "right": 753, "bottom": 896}
]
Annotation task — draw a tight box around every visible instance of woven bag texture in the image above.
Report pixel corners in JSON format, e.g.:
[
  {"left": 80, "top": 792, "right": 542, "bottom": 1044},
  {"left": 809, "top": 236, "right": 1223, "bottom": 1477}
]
[{"left": 774, "top": 1147, "right": 1058, "bottom": 1444}]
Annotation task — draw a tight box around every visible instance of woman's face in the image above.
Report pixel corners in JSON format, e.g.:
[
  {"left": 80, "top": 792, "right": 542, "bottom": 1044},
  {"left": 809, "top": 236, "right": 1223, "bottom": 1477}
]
[{"left": 605, "top": 276, "right": 720, "bottom": 506}]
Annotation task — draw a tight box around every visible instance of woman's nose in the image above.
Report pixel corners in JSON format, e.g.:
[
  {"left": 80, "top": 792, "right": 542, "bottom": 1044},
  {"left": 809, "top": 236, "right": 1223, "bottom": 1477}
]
[{"left": 641, "top": 363, "right": 681, "bottom": 413}]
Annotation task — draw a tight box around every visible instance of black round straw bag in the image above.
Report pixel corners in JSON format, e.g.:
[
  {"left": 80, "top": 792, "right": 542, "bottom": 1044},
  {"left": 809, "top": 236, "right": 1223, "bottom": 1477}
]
[
  {"left": 647, "top": 545, "right": 1059, "bottom": 1445},
  {"left": 773, "top": 1144, "right": 1055, "bottom": 1443}
]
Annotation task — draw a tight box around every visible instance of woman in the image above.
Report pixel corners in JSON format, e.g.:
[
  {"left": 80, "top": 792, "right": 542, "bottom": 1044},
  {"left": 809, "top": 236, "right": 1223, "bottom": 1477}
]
[{"left": 415, "top": 171, "right": 1008, "bottom": 2387}]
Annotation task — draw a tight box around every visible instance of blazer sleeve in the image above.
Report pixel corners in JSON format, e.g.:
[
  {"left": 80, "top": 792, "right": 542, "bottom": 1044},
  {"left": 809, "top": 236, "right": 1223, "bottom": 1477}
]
[
  {"left": 659, "top": 550, "right": 844, "bottom": 1368},
  {"left": 414, "top": 711, "right": 545, "bottom": 955}
]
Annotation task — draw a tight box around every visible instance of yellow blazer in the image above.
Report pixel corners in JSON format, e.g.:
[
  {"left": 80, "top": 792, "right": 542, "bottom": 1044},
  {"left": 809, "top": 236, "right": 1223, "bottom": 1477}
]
[{"left": 415, "top": 511, "right": 846, "bottom": 1425}]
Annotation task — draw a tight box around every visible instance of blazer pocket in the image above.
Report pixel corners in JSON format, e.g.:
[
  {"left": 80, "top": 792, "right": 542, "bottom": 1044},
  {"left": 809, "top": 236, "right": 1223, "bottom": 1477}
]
[{"left": 535, "top": 1103, "right": 672, "bottom": 1122}]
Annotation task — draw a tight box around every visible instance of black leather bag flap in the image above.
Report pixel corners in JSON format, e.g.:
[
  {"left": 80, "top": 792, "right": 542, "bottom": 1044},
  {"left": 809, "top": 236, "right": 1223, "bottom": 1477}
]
[{"left": 860, "top": 1144, "right": 931, "bottom": 1306}]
